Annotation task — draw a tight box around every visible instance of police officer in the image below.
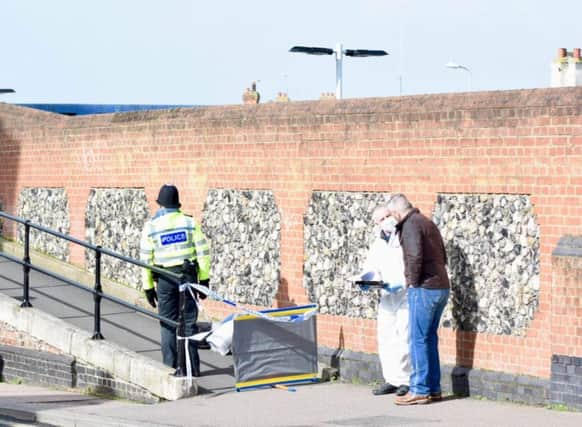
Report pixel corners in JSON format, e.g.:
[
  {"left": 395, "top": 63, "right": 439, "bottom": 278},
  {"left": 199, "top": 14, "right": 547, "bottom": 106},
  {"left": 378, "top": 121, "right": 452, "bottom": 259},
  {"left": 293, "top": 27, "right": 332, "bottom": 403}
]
[{"left": 140, "top": 184, "right": 211, "bottom": 376}]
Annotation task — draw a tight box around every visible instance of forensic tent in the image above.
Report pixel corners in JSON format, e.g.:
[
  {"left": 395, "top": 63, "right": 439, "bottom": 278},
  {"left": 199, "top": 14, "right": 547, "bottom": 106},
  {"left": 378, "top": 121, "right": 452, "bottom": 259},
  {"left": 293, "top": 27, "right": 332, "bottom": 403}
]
[{"left": 232, "top": 304, "right": 319, "bottom": 391}]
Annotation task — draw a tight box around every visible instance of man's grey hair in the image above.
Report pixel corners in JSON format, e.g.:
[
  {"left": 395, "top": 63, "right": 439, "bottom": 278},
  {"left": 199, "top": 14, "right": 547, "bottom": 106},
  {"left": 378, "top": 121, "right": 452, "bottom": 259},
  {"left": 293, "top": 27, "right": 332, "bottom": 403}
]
[{"left": 387, "top": 193, "right": 413, "bottom": 214}]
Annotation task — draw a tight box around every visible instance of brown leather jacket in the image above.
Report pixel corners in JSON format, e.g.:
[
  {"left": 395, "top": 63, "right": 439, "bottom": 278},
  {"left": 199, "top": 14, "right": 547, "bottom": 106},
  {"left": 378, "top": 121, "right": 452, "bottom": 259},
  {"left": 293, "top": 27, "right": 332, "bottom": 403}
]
[{"left": 396, "top": 208, "right": 450, "bottom": 289}]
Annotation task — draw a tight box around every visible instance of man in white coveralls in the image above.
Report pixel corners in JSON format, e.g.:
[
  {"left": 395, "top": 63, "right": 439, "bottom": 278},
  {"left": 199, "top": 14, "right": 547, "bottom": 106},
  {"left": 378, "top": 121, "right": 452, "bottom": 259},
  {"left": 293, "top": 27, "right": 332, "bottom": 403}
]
[{"left": 361, "top": 205, "right": 411, "bottom": 396}]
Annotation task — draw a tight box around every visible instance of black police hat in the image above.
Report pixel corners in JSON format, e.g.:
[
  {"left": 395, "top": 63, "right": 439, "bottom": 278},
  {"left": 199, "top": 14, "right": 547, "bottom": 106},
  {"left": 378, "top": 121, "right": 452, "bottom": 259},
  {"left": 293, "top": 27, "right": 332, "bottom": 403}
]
[{"left": 156, "top": 184, "right": 181, "bottom": 208}]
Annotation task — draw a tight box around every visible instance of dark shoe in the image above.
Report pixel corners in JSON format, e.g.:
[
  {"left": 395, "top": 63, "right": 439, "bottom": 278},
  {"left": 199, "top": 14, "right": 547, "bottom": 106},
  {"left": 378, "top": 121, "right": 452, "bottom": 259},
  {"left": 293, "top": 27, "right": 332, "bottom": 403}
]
[
  {"left": 396, "top": 385, "right": 409, "bottom": 396},
  {"left": 173, "top": 368, "right": 201, "bottom": 378},
  {"left": 197, "top": 339, "right": 211, "bottom": 350},
  {"left": 394, "top": 392, "right": 430, "bottom": 405},
  {"left": 429, "top": 391, "right": 442, "bottom": 401},
  {"left": 372, "top": 382, "right": 397, "bottom": 395}
]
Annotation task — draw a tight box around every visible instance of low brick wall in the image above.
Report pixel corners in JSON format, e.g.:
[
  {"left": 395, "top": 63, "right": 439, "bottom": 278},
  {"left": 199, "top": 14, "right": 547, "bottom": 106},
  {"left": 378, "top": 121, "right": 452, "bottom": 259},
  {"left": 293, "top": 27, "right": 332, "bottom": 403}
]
[
  {"left": 551, "top": 355, "right": 582, "bottom": 410},
  {"left": 0, "top": 344, "right": 75, "bottom": 389},
  {"left": 319, "top": 346, "right": 382, "bottom": 386},
  {"left": 75, "top": 363, "right": 159, "bottom": 403},
  {"left": 320, "top": 346, "right": 550, "bottom": 407},
  {"left": 440, "top": 366, "right": 550, "bottom": 406},
  {"left": 0, "top": 344, "right": 159, "bottom": 403}
]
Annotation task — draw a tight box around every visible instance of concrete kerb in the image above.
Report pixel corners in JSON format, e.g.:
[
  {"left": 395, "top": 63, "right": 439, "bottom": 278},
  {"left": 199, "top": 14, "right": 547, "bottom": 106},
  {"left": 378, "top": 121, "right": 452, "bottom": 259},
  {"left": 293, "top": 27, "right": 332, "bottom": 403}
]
[
  {"left": 0, "top": 401, "right": 172, "bottom": 427},
  {"left": 34, "top": 410, "right": 173, "bottom": 427},
  {"left": 0, "top": 292, "right": 196, "bottom": 400},
  {"left": 0, "top": 405, "right": 36, "bottom": 424}
]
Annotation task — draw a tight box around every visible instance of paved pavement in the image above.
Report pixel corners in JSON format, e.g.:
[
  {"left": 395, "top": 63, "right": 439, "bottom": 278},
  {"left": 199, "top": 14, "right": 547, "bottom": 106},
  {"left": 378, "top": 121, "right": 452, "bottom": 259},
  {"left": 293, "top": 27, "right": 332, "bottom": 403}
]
[{"left": 1, "top": 381, "right": 582, "bottom": 427}]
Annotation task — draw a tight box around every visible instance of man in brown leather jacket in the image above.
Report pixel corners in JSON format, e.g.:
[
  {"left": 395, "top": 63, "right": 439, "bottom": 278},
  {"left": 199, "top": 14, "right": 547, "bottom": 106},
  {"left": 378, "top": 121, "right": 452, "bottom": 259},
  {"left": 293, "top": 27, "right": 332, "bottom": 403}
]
[{"left": 387, "top": 194, "right": 450, "bottom": 405}]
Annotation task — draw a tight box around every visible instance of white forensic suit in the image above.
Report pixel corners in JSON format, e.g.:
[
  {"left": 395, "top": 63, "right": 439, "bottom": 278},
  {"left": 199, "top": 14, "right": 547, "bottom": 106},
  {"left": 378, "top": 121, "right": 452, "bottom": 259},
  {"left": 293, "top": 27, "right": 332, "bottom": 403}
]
[{"left": 362, "top": 230, "right": 411, "bottom": 387}]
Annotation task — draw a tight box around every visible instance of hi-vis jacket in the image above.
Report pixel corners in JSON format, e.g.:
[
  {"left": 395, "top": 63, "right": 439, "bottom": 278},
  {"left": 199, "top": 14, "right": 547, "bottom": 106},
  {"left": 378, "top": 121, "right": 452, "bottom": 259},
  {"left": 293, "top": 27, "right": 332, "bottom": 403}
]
[{"left": 140, "top": 209, "right": 211, "bottom": 290}]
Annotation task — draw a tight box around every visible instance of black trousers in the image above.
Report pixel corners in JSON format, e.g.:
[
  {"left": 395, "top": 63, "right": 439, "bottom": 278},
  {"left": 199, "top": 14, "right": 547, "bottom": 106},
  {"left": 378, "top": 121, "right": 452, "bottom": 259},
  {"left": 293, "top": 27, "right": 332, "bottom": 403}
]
[{"left": 156, "top": 267, "right": 200, "bottom": 374}]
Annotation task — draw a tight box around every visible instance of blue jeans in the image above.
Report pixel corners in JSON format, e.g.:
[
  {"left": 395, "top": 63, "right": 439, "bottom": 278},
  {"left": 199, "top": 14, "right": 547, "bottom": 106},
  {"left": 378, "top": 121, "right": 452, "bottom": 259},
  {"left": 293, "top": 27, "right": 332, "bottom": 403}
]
[{"left": 408, "top": 287, "right": 450, "bottom": 396}]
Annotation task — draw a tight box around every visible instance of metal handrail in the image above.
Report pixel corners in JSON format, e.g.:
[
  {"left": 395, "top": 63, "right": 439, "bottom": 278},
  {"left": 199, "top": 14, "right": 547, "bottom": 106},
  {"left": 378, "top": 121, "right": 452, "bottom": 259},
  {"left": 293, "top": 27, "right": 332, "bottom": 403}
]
[
  {"left": 0, "top": 211, "right": 180, "bottom": 337},
  {"left": 0, "top": 210, "right": 177, "bottom": 279}
]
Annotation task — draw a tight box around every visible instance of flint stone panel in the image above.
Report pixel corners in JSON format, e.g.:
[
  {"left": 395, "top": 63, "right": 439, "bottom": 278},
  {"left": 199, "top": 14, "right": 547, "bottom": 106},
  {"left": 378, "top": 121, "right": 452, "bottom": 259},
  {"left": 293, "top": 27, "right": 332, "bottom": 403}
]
[
  {"left": 304, "top": 191, "right": 391, "bottom": 318},
  {"left": 433, "top": 194, "right": 540, "bottom": 336},
  {"left": 17, "top": 188, "right": 70, "bottom": 262},
  {"left": 201, "top": 189, "right": 280, "bottom": 306},
  {"left": 85, "top": 188, "right": 149, "bottom": 289}
]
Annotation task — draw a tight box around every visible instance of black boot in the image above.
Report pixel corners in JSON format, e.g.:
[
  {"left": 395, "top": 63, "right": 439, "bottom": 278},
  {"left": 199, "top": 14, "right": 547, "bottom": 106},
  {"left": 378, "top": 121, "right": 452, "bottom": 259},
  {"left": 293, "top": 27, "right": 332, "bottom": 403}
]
[
  {"left": 372, "top": 382, "right": 397, "bottom": 395},
  {"left": 192, "top": 365, "right": 201, "bottom": 377}
]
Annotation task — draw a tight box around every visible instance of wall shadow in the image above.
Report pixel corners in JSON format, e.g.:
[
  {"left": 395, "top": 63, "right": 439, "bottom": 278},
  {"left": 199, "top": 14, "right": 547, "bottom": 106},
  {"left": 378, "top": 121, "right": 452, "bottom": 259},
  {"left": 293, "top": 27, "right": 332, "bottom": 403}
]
[
  {"left": 446, "top": 242, "right": 477, "bottom": 396},
  {"left": 0, "top": 115, "right": 22, "bottom": 245},
  {"left": 275, "top": 277, "right": 296, "bottom": 308},
  {"left": 331, "top": 326, "right": 345, "bottom": 375}
]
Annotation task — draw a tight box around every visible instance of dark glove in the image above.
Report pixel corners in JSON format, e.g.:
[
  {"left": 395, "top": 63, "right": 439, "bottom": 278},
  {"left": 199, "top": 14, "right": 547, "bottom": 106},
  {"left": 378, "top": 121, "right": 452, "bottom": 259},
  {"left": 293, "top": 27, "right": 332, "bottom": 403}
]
[
  {"left": 145, "top": 288, "right": 158, "bottom": 308},
  {"left": 196, "top": 279, "right": 209, "bottom": 300},
  {"left": 181, "top": 259, "right": 198, "bottom": 283}
]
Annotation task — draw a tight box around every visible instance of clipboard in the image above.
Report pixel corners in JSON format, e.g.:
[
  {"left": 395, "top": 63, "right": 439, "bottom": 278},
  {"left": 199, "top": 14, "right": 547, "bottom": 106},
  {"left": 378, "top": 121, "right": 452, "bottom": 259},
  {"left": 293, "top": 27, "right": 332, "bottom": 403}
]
[
  {"left": 350, "top": 271, "right": 385, "bottom": 290},
  {"left": 350, "top": 271, "right": 404, "bottom": 292},
  {"left": 354, "top": 280, "right": 385, "bottom": 288}
]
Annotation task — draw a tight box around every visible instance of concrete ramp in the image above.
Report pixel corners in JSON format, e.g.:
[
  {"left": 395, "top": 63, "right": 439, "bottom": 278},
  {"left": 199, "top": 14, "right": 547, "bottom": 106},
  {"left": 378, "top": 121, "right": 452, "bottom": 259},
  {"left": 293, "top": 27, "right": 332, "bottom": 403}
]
[{"left": 0, "top": 248, "right": 236, "bottom": 401}]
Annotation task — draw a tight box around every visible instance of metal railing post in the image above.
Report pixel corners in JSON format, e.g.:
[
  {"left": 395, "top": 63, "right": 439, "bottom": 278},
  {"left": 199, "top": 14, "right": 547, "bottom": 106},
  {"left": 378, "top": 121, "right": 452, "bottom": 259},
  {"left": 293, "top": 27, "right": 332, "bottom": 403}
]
[
  {"left": 92, "top": 246, "right": 104, "bottom": 340},
  {"left": 21, "top": 220, "right": 32, "bottom": 308},
  {"left": 174, "top": 281, "right": 187, "bottom": 377}
]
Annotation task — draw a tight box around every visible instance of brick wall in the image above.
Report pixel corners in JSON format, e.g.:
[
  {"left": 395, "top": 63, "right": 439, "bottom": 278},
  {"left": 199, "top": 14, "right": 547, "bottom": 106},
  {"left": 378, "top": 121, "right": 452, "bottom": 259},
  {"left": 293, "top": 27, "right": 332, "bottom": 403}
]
[
  {"left": 0, "top": 343, "right": 159, "bottom": 403},
  {"left": 0, "top": 322, "right": 159, "bottom": 403},
  {"left": 551, "top": 355, "right": 582, "bottom": 409},
  {"left": 549, "top": 236, "right": 582, "bottom": 410},
  {"left": 1, "top": 87, "right": 582, "bottom": 382},
  {"left": 0, "top": 344, "right": 76, "bottom": 389},
  {"left": 551, "top": 236, "right": 582, "bottom": 357}
]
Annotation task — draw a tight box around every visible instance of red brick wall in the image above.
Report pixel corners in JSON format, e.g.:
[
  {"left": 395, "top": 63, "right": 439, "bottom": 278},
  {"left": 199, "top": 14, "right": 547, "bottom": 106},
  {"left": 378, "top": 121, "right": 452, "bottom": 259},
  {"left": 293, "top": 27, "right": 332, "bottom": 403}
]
[
  {"left": 0, "top": 106, "right": 66, "bottom": 236},
  {"left": 551, "top": 253, "right": 582, "bottom": 358},
  {"left": 1, "top": 87, "right": 582, "bottom": 379}
]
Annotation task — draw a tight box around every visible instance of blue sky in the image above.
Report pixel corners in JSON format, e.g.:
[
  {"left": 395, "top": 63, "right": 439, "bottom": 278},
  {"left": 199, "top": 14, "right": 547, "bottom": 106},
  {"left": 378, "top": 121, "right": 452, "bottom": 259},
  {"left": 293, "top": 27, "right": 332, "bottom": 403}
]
[{"left": 2, "top": 0, "right": 581, "bottom": 105}]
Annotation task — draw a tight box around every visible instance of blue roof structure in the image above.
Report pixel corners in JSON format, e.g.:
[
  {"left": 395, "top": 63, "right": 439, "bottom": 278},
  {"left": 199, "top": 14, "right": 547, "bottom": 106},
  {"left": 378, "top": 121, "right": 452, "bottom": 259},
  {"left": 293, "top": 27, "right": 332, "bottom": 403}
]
[{"left": 17, "top": 103, "right": 200, "bottom": 116}]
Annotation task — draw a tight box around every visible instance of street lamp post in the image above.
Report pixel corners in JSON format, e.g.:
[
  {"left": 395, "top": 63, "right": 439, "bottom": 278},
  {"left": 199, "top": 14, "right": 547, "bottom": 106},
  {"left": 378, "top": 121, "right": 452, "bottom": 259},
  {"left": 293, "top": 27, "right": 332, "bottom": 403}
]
[
  {"left": 290, "top": 44, "right": 388, "bottom": 99},
  {"left": 445, "top": 62, "right": 472, "bottom": 91},
  {"left": 335, "top": 43, "right": 343, "bottom": 99}
]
